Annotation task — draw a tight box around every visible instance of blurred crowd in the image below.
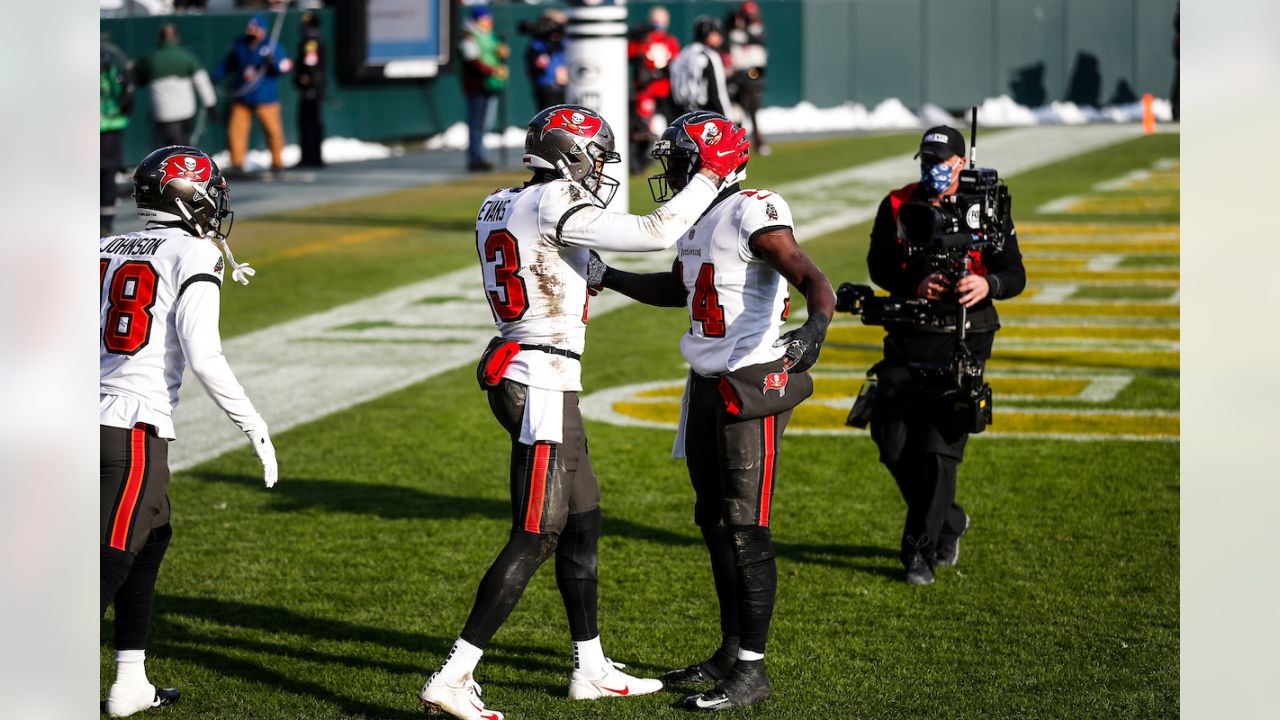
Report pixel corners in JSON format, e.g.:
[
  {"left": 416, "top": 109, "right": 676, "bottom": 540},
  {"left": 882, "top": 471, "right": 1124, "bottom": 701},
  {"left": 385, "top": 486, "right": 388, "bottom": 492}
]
[
  {"left": 100, "top": 9, "right": 326, "bottom": 232},
  {"left": 102, "top": 1, "right": 775, "bottom": 210}
]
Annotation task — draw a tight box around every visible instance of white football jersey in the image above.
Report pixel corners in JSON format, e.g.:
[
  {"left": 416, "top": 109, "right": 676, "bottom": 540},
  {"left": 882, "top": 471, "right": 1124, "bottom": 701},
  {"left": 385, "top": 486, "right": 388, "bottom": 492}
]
[
  {"left": 477, "top": 174, "right": 719, "bottom": 391},
  {"left": 677, "top": 189, "right": 795, "bottom": 376},
  {"left": 100, "top": 225, "right": 261, "bottom": 439}
]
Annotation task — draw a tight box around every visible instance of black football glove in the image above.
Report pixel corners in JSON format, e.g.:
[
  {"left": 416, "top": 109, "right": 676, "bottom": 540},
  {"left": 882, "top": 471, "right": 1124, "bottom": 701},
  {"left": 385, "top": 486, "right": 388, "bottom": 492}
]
[
  {"left": 773, "top": 313, "right": 830, "bottom": 374},
  {"left": 586, "top": 250, "right": 610, "bottom": 296}
]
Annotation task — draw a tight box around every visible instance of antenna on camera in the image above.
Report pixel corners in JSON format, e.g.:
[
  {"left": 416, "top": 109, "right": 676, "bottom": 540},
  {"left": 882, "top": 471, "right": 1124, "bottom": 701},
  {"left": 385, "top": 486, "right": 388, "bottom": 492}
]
[{"left": 968, "top": 105, "right": 978, "bottom": 169}]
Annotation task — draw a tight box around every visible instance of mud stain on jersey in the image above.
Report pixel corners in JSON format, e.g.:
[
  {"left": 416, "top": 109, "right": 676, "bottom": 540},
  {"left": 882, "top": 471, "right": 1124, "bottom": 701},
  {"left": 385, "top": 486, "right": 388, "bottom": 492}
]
[{"left": 529, "top": 254, "right": 565, "bottom": 316}]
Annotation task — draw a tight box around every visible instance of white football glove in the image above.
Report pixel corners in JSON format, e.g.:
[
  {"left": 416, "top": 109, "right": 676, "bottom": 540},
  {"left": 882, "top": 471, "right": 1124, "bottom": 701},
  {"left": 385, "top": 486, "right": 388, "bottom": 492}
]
[{"left": 246, "top": 426, "right": 278, "bottom": 488}]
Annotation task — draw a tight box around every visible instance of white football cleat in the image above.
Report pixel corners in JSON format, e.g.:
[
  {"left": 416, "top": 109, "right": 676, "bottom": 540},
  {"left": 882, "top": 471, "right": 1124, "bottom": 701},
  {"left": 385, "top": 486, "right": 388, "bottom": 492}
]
[
  {"left": 419, "top": 672, "right": 504, "bottom": 720},
  {"left": 105, "top": 682, "right": 180, "bottom": 716},
  {"left": 568, "top": 659, "right": 664, "bottom": 700}
]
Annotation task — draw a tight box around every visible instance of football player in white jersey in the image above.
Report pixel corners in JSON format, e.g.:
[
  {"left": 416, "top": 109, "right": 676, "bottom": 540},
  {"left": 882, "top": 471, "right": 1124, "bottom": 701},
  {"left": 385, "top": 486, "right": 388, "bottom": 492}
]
[
  {"left": 418, "top": 105, "right": 748, "bottom": 720},
  {"left": 99, "top": 146, "right": 277, "bottom": 717},
  {"left": 591, "top": 111, "right": 835, "bottom": 712}
]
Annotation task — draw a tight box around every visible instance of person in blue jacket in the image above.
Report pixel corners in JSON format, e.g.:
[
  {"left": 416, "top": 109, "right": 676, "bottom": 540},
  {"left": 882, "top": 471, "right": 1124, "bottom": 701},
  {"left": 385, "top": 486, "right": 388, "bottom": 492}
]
[{"left": 214, "top": 14, "right": 292, "bottom": 173}]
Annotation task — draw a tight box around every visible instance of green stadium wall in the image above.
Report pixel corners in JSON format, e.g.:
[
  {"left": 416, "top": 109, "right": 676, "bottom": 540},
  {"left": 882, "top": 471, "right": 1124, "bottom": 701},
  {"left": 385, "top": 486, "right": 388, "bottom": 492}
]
[{"left": 102, "top": 0, "right": 1178, "bottom": 165}]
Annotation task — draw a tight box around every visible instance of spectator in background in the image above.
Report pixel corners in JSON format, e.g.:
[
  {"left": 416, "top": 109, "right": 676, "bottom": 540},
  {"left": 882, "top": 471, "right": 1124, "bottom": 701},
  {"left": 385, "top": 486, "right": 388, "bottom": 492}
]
[
  {"left": 629, "top": 5, "right": 680, "bottom": 123},
  {"left": 100, "top": 34, "right": 134, "bottom": 236},
  {"left": 521, "top": 9, "right": 568, "bottom": 111},
  {"left": 460, "top": 5, "right": 509, "bottom": 172},
  {"left": 135, "top": 24, "right": 218, "bottom": 148},
  {"left": 670, "top": 16, "right": 730, "bottom": 118},
  {"left": 726, "top": 1, "right": 769, "bottom": 155},
  {"left": 628, "top": 5, "right": 680, "bottom": 174},
  {"left": 293, "top": 10, "right": 327, "bottom": 168},
  {"left": 214, "top": 13, "right": 293, "bottom": 175}
]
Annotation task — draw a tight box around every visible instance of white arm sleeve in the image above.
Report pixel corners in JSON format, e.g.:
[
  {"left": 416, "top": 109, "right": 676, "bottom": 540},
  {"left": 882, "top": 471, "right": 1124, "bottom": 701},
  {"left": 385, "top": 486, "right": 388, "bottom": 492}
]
[
  {"left": 193, "top": 69, "right": 217, "bottom": 109},
  {"left": 550, "top": 173, "right": 719, "bottom": 252},
  {"left": 176, "top": 282, "right": 265, "bottom": 434}
]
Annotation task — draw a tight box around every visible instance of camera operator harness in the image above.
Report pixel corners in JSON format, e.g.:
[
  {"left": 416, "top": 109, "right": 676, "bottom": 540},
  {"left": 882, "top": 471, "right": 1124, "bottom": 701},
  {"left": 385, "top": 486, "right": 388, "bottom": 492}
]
[{"left": 838, "top": 108, "right": 1012, "bottom": 435}]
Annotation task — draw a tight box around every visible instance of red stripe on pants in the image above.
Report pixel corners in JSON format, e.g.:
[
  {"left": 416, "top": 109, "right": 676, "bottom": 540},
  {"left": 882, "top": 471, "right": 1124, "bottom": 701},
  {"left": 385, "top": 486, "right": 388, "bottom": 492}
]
[
  {"left": 523, "top": 443, "right": 552, "bottom": 533},
  {"left": 109, "top": 425, "right": 148, "bottom": 551},
  {"left": 758, "top": 415, "right": 776, "bottom": 526}
]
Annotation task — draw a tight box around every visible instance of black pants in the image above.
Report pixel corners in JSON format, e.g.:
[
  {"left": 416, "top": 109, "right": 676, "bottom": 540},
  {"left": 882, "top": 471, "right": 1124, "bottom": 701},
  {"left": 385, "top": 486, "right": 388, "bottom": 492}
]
[
  {"left": 685, "top": 372, "right": 788, "bottom": 655},
  {"left": 871, "top": 331, "right": 994, "bottom": 566},
  {"left": 156, "top": 118, "right": 192, "bottom": 147},
  {"left": 533, "top": 85, "right": 566, "bottom": 112},
  {"left": 458, "top": 381, "right": 602, "bottom": 649},
  {"left": 101, "top": 424, "right": 172, "bottom": 650},
  {"left": 297, "top": 96, "right": 324, "bottom": 167},
  {"left": 733, "top": 73, "right": 766, "bottom": 146}
]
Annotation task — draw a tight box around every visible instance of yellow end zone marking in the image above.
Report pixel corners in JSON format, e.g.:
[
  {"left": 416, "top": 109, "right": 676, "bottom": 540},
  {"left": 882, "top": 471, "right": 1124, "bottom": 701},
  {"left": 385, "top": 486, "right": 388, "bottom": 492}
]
[
  {"left": 270, "top": 227, "right": 404, "bottom": 260},
  {"left": 1016, "top": 222, "right": 1178, "bottom": 235},
  {"left": 827, "top": 324, "right": 1179, "bottom": 343},
  {"left": 1056, "top": 195, "right": 1180, "bottom": 214},
  {"left": 811, "top": 376, "right": 1091, "bottom": 400},
  {"left": 1019, "top": 239, "right": 1180, "bottom": 254},
  {"left": 1027, "top": 268, "right": 1179, "bottom": 283},
  {"left": 997, "top": 302, "right": 1179, "bottom": 319},
  {"left": 599, "top": 397, "right": 1176, "bottom": 441},
  {"left": 820, "top": 346, "right": 1178, "bottom": 371}
]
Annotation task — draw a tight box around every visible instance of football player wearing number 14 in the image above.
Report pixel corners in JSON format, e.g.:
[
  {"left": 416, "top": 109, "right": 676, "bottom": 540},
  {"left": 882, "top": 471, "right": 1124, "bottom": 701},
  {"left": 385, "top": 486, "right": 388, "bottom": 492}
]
[
  {"left": 592, "top": 111, "right": 836, "bottom": 712},
  {"left": 417, "top": 105, "right": 748, "bottom": 720},
  {"left": 99, "top": 146, "right": 277, "bottom": 717}
]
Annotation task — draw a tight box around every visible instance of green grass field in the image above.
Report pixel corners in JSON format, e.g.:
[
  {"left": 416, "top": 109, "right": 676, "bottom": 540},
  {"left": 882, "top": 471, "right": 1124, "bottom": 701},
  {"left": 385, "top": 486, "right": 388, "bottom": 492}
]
[{"left": 102, "top": 130, "right": 1179, "bottom": 719}]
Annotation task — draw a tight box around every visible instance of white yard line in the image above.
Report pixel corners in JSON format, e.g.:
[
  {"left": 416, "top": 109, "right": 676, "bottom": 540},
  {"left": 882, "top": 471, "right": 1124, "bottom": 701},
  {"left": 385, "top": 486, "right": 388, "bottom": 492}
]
[{"left": 170, "top": 125, "right": 1142, "bottom": 471}]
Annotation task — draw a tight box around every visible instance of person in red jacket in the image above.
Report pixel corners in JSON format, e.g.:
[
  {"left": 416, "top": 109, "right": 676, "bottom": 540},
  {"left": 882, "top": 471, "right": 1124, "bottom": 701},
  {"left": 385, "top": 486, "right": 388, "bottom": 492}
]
[{"left": 629, "top": 6, "right": 680, "bottom": 125}]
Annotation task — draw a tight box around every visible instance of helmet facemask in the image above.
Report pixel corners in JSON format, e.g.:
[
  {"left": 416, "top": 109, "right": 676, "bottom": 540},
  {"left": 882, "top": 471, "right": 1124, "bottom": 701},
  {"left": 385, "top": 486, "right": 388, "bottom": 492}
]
[
  {"left": 648, "top": 139, "right": 696, "bottom": 202},
  {"left": 581, "top": 141, "right": 622, "bottom": 207}
]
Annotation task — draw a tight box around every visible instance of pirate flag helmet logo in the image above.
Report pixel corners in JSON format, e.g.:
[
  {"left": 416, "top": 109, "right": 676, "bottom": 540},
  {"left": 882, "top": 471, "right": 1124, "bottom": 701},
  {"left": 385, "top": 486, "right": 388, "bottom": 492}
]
[
  {"left": 539, "top": 107, "right": 604, "bottom": 140},
  {"left": 524, "top": 104, "right": 621, "bottom": 207},
  {"left": 160, "top": 154, "right": 213, "bottom": 191},
  {"left": 133, "top": 146, "right": 233, "bottom": 240}
]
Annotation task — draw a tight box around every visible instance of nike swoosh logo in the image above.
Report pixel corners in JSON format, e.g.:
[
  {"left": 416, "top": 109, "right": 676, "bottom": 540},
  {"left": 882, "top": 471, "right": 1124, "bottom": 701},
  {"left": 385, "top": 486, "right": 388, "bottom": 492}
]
[
  {"left": 471, "top": 700, "right": 500, "bottom": 720},
  {"left": 696, "top": 696, "right": 729, "bottom": 708},
  {"left": 602, "top": 685, "right": 630, "bottom": 696},
  {"left": 715, "top": 149, "right": 737, "bottom": 157}
]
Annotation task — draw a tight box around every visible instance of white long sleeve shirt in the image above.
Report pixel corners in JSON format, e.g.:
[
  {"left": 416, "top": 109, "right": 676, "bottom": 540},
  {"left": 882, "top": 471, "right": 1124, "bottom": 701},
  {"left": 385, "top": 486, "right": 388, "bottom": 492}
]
[
  {"left": 476, "top": 172, "right": 719, "bottom": 391},
  {"left": 100, "top": 225, "right": 263, "bottom": 439}
]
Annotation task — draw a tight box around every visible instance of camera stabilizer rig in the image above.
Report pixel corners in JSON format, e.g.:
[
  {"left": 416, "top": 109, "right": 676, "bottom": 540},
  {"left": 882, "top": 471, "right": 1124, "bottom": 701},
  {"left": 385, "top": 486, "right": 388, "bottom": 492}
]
[{"left": 837, "top": 107, "right": 1001, "bottom": 435}]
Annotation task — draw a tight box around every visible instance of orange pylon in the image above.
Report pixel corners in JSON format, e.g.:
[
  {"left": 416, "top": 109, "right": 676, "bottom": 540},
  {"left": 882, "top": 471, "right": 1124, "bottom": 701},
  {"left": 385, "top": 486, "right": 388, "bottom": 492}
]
[{"left": 1142, "top": 93, "right": 1156, "bottom": 134}]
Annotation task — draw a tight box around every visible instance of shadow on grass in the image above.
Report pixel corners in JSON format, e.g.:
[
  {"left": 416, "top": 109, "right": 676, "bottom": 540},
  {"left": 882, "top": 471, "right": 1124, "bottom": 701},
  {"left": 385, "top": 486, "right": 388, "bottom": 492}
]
[
  {"left": 102, "top": 594, "right": 570, "bottom": 718},
  {"left": 186, "top": 471, "right": 900, "bottom": 577}
]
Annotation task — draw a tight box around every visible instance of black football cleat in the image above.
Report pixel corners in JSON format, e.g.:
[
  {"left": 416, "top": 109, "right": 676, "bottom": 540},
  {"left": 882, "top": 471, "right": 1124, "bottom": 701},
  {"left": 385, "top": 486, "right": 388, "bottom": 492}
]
[
  {"left": 663, "top": 647, "right": 737, "bottom": 686},
  {"left": 936, "top": 514, "right": 971, "bottom": 568},
  {"left": 683, "top": 659, "right": 771, "bottom": 712},
  {"left": 153, "top": 688, "right": 180, "bottom": 708},
  {"left": 903, "top": 553, "right": 935, "bottom": 585}
]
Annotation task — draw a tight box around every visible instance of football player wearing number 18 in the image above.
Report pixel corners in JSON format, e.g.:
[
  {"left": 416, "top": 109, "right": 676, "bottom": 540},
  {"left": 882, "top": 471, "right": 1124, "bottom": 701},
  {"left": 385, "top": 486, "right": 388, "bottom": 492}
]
[
  {"left": 99, "top": 146, "right": 277, "bottom": 717},
  {"left": 592, "top": 111, "right": 835, "bottom": 712},
  {"left": 417, "top": 105, "right": 748, "bottom": 720}
]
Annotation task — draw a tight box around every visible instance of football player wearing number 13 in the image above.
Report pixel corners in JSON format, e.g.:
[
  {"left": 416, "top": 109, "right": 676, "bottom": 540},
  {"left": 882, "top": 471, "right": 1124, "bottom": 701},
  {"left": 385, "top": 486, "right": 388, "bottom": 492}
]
[
  {"left": 417, "top": 105, "right": 748, "bottom": 720},
  {"left": 591, "top": 111, "right": 835, "bottom": 711},
  {"left": 99, "top": 146, "right": 277, "bottom": 716}
]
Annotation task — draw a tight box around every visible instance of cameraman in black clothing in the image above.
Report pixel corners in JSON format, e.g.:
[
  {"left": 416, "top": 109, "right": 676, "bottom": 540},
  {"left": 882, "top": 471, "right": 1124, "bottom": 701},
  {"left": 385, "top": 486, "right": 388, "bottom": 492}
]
[{"left": 866, "top": 126, "right": 1025, "bottom": 585}]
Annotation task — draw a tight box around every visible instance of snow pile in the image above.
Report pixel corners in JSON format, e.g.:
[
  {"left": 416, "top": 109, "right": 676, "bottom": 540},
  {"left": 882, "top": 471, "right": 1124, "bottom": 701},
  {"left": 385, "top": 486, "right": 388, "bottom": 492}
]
[
  {"left": 213, "top": 95, "right": 1174, "bottom": 170},
  {"left": 424, "top": 123, "right": 528, "bottom": 151},
  {"left": 213, "top": 137, "right": 403, "bottom": 172},
  {"left": 754, "top": 98, "right": 922, "bottom": 134}
]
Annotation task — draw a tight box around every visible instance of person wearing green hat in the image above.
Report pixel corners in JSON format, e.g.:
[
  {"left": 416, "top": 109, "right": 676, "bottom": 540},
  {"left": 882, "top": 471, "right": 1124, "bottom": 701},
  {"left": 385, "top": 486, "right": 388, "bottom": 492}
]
[{"left": 459, "top": 5, "right": 509, "bottom": 171}]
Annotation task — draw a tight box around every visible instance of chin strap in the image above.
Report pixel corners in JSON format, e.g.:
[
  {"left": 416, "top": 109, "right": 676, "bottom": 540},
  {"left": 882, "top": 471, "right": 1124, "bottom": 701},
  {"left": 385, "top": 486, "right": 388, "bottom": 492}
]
[{"left": 215, "top": 236, "right": 257, "bottom": 285}]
